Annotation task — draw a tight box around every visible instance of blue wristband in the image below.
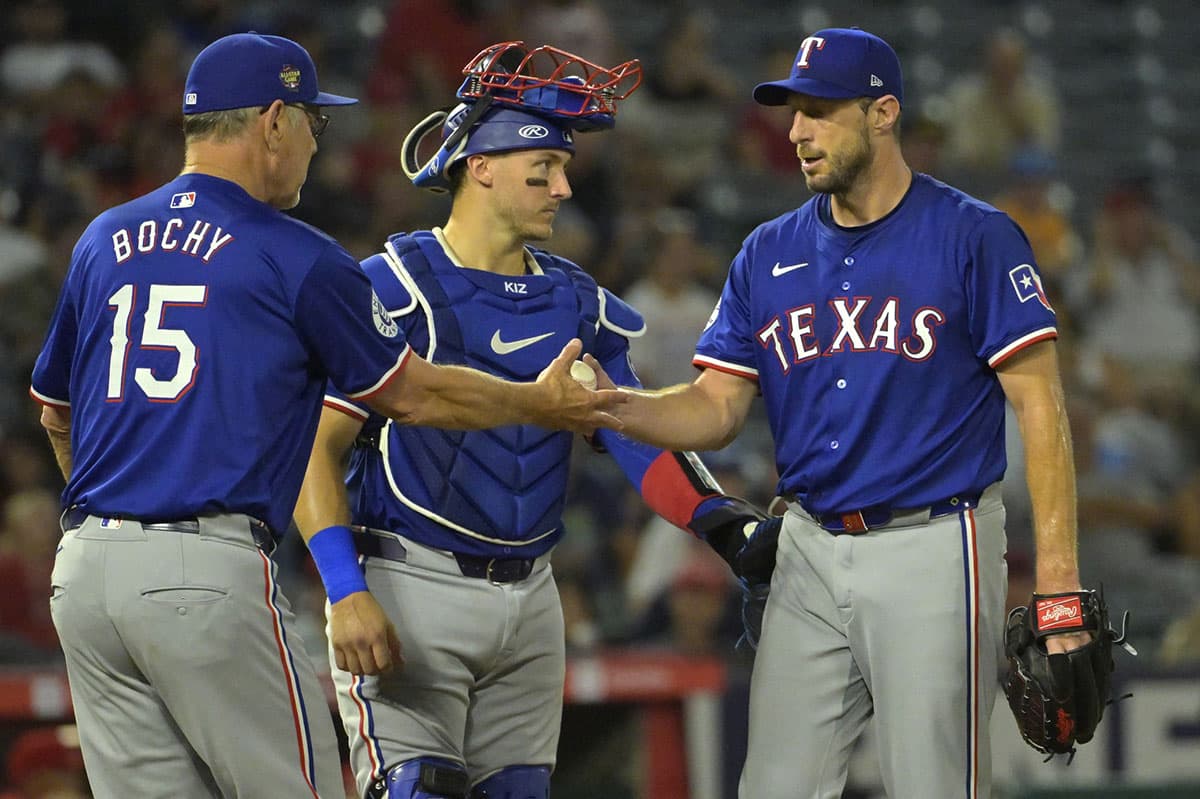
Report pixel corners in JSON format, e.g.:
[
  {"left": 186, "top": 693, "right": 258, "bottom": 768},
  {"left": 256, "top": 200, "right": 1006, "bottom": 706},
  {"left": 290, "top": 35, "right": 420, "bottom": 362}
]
[{"left": 308, "top": 525, "right": 368, "bottom": 604}]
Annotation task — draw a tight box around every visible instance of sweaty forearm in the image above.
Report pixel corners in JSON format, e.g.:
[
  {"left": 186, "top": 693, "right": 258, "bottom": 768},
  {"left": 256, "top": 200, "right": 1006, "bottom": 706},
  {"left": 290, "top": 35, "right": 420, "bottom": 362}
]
[{"left": 1019, "top": 390, "right": 1081, "bottom": 592}]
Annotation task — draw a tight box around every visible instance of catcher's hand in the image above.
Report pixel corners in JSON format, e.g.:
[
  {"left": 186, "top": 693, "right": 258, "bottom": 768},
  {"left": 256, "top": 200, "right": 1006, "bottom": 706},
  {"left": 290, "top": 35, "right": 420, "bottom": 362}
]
[{"left": 1003, "top": 589, "right": 1134, "bottom": 759}]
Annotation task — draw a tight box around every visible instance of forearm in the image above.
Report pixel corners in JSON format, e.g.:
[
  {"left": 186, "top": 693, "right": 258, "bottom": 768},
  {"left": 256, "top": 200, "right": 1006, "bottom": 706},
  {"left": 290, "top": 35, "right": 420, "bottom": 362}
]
[
  {"left": 294, "top": 409, "right": 360, "bottom": 540},
  {"left": 294, "top": 451, "right": 352, "bottom": 541},
  {"left": 380, "top": 360, "right": 542, "bottom": 430},
  {"left": 366, "top": 344, "right": 614, "bottom": 434},
  {"left": 1017, "top": 390, "right": 1081, "bottom": 592},
  {"left": 616, "top": 381, "right": 743, "bottom": 451},
  {"left": 39, "top": 406, "right": 72, "bottom": 480},
  {"left": 46, "top": 428, "right": 72, "bottom": 480}
]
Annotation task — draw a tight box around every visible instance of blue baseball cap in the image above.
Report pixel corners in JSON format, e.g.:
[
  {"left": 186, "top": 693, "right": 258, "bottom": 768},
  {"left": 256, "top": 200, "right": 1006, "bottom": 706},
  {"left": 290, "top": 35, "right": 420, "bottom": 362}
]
[
  {"left": 183, "top": 32, "right": 356, "bottom": 115},
  {"left": 753, "top": 28, "right": 903, "bottom": 107}
]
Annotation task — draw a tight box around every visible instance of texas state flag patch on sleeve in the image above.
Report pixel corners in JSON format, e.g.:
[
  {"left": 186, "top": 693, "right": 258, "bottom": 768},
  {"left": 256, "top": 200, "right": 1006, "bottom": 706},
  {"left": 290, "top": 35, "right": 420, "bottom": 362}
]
[{"left": 1009, "top": 263, "right": 1053, "bottom": 311}]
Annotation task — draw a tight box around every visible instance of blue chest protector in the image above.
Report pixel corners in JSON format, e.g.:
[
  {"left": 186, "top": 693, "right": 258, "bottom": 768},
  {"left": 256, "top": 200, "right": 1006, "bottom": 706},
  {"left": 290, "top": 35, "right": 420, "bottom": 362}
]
[{"left": 352, "top": 231, "right": 600, "bottom": 558}]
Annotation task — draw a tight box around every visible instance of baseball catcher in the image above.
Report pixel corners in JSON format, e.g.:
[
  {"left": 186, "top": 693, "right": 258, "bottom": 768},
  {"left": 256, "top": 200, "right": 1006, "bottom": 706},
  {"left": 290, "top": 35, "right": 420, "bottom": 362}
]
[{"left": 1003, "top": 589, "right": 1135, "bottom": 759}]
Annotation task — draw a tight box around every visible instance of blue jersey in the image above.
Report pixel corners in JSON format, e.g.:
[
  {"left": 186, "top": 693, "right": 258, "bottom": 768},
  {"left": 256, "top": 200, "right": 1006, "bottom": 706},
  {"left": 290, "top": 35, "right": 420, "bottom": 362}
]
[
  {"left": 326, "top": 229, "right": 647, "bottom": 558},
  {"left": 31, "top": 173, "right": 410, "bottom": 535},
  {"left": 696, "top": 172, "right": 1057, "bottom": 514}
]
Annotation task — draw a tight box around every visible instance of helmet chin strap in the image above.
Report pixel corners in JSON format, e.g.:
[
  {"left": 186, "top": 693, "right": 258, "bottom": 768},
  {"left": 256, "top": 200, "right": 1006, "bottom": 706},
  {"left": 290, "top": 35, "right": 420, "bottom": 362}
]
[{"left": 400, "top": 94, "right": 496, "bottom": 193}]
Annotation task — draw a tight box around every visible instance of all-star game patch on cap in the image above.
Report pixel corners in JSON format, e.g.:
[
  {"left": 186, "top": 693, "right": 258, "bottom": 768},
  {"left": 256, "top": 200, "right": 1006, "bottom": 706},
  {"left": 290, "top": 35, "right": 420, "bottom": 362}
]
[
  {"left": 753, "top": 27, "right": 903, "bottom": 107},
  {"left": 183, "top": 32, "right": 357, "bottom": 114}
]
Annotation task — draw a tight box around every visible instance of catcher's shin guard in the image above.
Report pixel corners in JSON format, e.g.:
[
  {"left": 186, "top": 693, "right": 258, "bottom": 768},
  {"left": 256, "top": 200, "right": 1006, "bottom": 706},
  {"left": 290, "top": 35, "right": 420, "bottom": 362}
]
[
  {"left": 469, "top": 765, "right": 550, "bottom": 798},
  {"left": 370, "top": 758, "right": 470, "bottom": 799}
]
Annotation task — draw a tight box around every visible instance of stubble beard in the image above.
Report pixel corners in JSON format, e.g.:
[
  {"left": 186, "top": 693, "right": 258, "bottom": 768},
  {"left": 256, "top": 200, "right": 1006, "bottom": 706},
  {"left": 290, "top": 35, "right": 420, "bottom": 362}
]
[{"left": 804, "top": 124, "right": 873, "bottom": 197}]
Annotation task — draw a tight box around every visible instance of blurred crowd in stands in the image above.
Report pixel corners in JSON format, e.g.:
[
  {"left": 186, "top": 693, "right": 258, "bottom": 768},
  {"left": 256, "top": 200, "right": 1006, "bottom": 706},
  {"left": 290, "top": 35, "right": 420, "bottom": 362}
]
[{"left": 0, "top": 2, "right": 1198, "bottom": 791}]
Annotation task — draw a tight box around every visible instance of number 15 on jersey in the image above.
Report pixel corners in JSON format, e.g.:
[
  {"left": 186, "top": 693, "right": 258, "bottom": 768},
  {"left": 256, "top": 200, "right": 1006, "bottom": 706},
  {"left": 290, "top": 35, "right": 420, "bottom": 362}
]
[{"left": 106, "top": 283, "right": 207, "bottom": 403}]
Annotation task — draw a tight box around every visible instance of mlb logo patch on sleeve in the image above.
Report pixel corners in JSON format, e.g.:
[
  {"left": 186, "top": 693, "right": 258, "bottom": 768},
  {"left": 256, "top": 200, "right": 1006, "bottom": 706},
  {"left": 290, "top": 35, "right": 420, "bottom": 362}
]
[
  {"left": 1008, "top": 264, "right": 1053, "bottom": 311},
  {"left": 170, "top": 192, "right": 197, "bottom": 209}
]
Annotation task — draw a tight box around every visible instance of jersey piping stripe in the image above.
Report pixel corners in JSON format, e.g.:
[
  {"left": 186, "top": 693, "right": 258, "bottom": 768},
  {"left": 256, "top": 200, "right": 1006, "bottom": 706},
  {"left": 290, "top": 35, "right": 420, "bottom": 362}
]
[
  {"left": 323, "top": 395, "right": 369, "bottom": 421},
  {"left": 379, "top": 419, "right": 558, "bottom": 547},
  {"left": 28, "top": 386, "right": 70, "bottom": 407},
  {"left": 258, "top": 551, "right": 321, "bottom": 798},
  {"left": 986, "top": 327, "right": 1057, "bottom": 368},
  {"left": 959, "top": 509, "right": 981, "bottom": 799},
  {"left": 347, "top": 673, "right": 385, "bottom": 783},
  {"left": 692, "top": 354, "right": 759, "bottom": 379},
  {"left": 347, "top": 347, "right": 412, "bottom": 402}
]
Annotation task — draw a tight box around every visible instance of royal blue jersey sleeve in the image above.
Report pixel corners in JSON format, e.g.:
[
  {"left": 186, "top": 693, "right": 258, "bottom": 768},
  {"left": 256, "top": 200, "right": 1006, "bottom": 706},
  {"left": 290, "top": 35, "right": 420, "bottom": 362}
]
[
  {"left": 294, "top": 243, "right": 411, "bottom": 398},
  {"left": 694, "top": 235, "right": 760, "bottom": 379},
  {"left": 964, "top": 213, "right": 1058, "bottom": 367},
  {"left": 323, "top": 382, "right": 372, "bottom": 422},
  {"left": 30, "top": 250, "right": 83, "bottom": 406}
]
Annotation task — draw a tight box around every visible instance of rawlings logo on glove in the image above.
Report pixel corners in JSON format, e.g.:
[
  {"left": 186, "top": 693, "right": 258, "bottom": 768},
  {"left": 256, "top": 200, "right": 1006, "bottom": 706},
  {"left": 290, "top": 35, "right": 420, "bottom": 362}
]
[{"left": 1003, "top": 589, "right": 1135, "bottom": 760}]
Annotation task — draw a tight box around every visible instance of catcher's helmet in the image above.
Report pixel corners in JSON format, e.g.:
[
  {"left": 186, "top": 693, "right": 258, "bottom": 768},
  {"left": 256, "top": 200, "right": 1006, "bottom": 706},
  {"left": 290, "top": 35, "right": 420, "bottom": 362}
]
[{"left": 402, "top": 41, "right": 642, "bottom": 192}]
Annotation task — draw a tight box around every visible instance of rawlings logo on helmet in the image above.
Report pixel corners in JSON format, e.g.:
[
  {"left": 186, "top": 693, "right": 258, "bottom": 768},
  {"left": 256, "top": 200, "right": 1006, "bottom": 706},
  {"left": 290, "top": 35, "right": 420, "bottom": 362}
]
[{"left": 518, "top": 124, "right": 549, "bottom": 139}]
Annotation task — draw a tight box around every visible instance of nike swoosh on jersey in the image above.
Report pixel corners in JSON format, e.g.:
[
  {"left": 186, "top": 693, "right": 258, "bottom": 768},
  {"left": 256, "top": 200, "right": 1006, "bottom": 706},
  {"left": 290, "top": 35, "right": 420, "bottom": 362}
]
[
  {"left": 772, "top": 261, "right": 810, "bottom": 276},
  {"left": 490, "top": 330, "right": 555, "bottom": 355}
]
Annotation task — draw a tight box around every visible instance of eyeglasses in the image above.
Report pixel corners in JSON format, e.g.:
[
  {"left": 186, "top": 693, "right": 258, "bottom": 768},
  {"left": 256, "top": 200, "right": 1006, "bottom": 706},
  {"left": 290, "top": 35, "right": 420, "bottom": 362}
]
[{"left": 260, "top": 102, "right": 330, "bottom": 139}]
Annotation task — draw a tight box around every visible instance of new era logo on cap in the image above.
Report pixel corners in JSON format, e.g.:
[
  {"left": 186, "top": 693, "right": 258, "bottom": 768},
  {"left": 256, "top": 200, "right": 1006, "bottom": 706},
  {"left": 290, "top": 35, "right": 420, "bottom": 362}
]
[
  {"left": 754, "top": 27, "right": 903, "bottom": 107},
  {"left": 170, "top": 192, "right": 196, "bottom": 209}
]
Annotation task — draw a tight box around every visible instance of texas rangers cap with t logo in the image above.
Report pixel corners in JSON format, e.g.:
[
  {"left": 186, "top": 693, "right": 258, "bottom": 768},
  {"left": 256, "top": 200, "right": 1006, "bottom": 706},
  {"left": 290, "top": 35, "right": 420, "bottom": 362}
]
[
  {"left": 753, "top": 27, "right": 903, "bottom": 107},
  {"left": 182, "top": 32, "right": 357, "bottom": 114}
]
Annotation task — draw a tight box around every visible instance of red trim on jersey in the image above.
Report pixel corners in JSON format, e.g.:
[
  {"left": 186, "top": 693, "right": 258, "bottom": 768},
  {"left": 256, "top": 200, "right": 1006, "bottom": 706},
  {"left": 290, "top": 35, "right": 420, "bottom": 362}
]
[
  {"left": 641, "top": 452, "right": 712, "bottom": 530},
  {"left": 28, "top": 386, "right": 70, "bottom": 408},
  {"left": 348, "top": 347, "right": 413, "bottom": 402},
  {"left": 323, "top": 396, "right": 370, "bottom": 421},
  {"left": 691, "top": 356, "right": 759, "bottom": 381},
  {"left": 988, "top": 328, "right": 1057, "bottom": 368}
]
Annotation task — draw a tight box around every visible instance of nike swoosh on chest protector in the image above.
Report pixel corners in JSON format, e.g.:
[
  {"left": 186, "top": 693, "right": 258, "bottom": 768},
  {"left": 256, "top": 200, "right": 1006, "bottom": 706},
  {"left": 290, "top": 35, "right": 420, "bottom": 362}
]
[{"left": 490, "top": 330, "right": 555, "bottom": 355}]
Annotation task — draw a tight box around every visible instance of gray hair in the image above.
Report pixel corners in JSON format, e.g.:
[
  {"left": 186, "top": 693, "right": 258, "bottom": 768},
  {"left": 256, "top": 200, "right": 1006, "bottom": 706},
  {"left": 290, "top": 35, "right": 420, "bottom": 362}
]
[{"left": 182, "top": 106, "right": 260, "bottom": 144}]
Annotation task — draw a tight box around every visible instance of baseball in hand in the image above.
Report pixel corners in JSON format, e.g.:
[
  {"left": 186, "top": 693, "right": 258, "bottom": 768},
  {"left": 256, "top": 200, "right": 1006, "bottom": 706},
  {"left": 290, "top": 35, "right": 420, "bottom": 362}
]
[{"left": 569, "top": 360, "right": 598, "bottom": 390}]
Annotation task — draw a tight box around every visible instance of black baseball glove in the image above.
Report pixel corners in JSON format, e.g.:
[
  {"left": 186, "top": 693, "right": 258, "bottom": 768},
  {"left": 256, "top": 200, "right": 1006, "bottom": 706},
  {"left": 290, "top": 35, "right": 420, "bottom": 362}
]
[
  {"left": 1003, "top": 589, "right": 1134, "bottom": 759},
  {"left": 689, "top": 497, "right": 783, "bottom": 653}
]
